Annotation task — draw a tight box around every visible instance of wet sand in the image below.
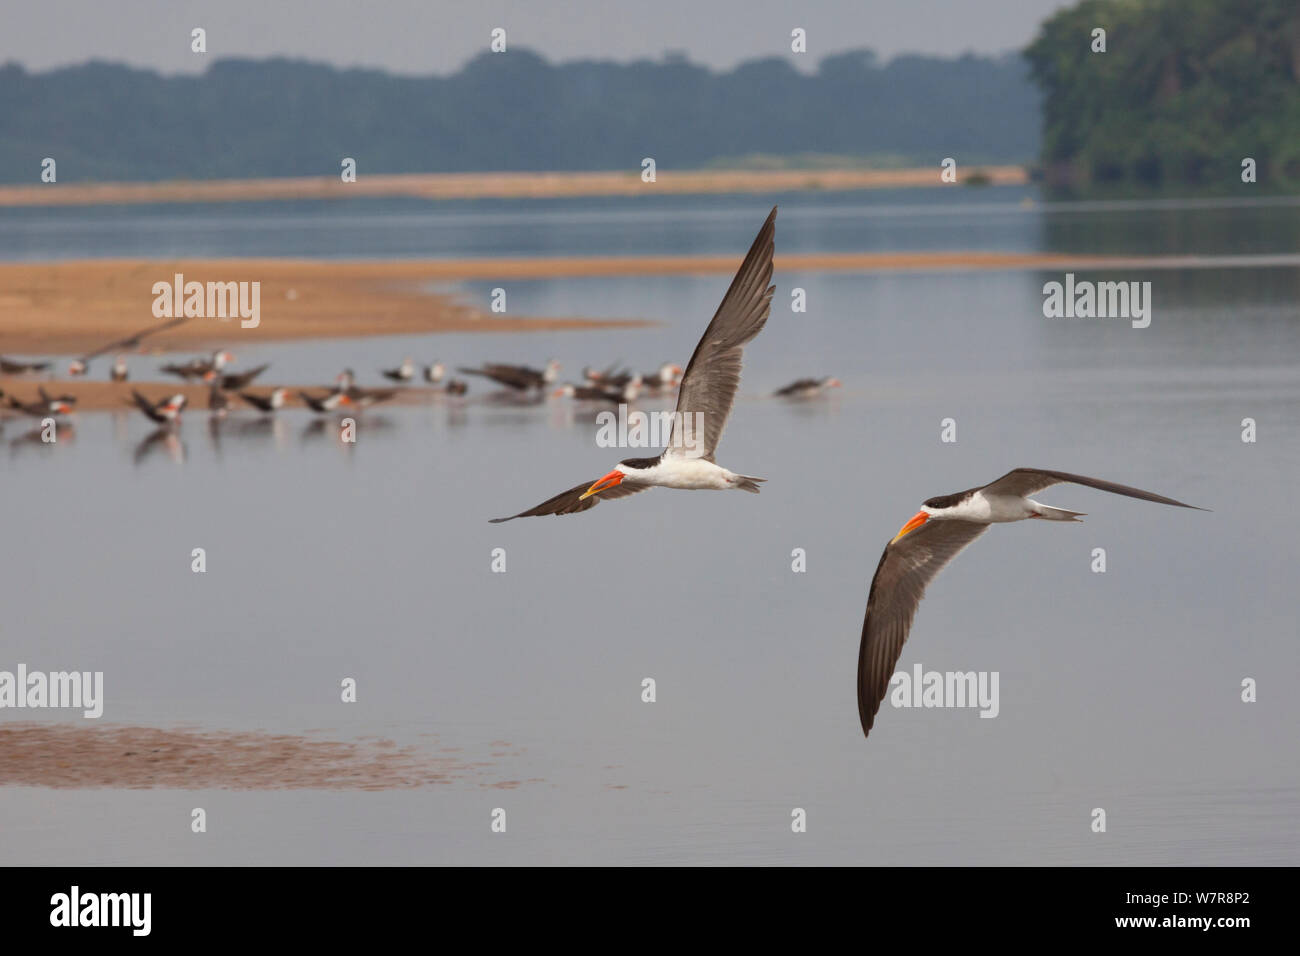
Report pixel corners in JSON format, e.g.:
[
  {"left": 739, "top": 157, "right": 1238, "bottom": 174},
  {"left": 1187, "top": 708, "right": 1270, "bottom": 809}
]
[
  {"left": 0, "top": 166, "right": 1028, "bottom": 207},
  {"left": 0, "top": 251, "right": 1211, "bottom": 357},
  {"left": 0, "top": 723, "right": 526, "bottom": 790}
]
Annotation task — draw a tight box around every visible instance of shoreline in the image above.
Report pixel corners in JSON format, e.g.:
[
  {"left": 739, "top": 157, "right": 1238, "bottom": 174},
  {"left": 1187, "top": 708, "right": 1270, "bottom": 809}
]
[
  {"left": 1, "top": 250, "right": 1286, "bottom": 357},
  {"left": 0, "top": 258, "right": 652, "bottom": 356},
  {"left": 0, "top": 166, "right": 1029, "bottom": 208},
  {"left": 0, "top": 380, "right": 450, "bottom": 414}
]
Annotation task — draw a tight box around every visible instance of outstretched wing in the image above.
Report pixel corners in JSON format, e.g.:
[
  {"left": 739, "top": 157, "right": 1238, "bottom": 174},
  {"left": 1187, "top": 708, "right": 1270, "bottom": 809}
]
[
  {"left": 82, "top": 317, "right": 189, "bottom": 361},
  {"left": 982, "top": 468, "right": 1206, "bottom": 510},
  {"left": 857, "top": 520, "right": 989, "bottom": 738},
  {"left": 665, "top": 207, "right": 776, "bottom": 461},
  {"left": 489, "top": 481, "right": 651, "bottom": 522}
]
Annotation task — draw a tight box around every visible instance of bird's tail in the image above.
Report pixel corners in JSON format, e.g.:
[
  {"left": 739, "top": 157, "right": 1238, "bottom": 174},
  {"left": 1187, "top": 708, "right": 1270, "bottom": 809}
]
[
  {"left": 735, "top": 475, "right": 766, "bottom": 494},
  {"left": 1032, "top": 505, "right": 1086, "bottom": 521}
]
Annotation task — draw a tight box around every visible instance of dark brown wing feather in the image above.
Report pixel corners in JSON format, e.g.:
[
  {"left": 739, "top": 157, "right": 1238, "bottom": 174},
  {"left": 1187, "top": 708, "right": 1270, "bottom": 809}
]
[
  {"left": 82, "top": 317, "right": 189, "bottom": 361},
  {"left": 489, "top": 481, "right": 650, "bottom": 522},
  {"left": 858, "top": 520, "right": 989, "bottom": 738},
  {"left": 666, "top": 207, "right": 776, "bottom": 460},
  {"left": 982, "top": 468, "right": 1207, "bottom": 510}
]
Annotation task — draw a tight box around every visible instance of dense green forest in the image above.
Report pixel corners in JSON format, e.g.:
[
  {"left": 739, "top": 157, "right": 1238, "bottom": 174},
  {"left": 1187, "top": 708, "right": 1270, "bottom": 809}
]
[
  {"left": 1026, "top": 0, "right": 1300, "bottom": 191},
  {"left": 0, "top": 49, "right": 1038, "bottom": 184}
]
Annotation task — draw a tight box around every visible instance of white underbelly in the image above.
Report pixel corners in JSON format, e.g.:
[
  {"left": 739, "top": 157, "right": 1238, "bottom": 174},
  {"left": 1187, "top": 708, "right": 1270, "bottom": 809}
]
[
  {"left": 981, "top": 492, "right": 1035, "bottom": 522},
  {"left": 645, "top": 458, "right": 733, "bottom": 490}
]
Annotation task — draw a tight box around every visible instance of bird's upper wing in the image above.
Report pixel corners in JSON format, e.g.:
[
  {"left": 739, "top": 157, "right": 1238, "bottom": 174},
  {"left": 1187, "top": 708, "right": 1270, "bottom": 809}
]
[
  {"left": 665, "top": 208, "right": 776, "bottom": 461},
  {"left": 489, "top": 480, "right": 651, "bottom": 522},
  {"left": 981, "top": 468, "right": 1206, "bottom": 509},
  {"left": 857, "top": 519, "right": 989, "bottom": 738},
  {"left": 82, "top": 317, "right": 189, "bottom": 361}
]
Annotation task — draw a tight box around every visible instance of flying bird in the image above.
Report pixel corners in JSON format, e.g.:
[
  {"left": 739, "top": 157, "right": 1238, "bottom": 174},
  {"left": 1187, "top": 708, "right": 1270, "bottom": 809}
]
[
  {"left": 856, "top": 468, "right": 1206, "bottom": 739},
  {"left": 67, "top": 317, "right": 189, "bottom": 375},
  {"left": 490, "top": 207, "right": 777, "bottom": 523}
]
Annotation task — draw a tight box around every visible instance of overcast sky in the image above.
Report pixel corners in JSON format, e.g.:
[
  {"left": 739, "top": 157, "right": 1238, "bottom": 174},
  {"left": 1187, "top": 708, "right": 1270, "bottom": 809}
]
[{"left": 2, "top": 0, "right": 1073, "bottom": 75}]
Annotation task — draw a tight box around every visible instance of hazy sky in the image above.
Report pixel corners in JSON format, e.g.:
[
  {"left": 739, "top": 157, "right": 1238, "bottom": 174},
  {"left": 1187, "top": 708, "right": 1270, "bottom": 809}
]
[{"left": 2, "top": 0, "right": 1073, "bottom": 75}]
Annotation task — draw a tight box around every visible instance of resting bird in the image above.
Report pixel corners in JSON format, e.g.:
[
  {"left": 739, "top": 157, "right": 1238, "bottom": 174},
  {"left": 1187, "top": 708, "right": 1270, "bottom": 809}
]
[
  {"left": 130, "top": 390, "right": 187, "bottom": 425},
  {"left": 459, "top": 360, "right": 560, "bottom": 392},
  {"left": 774, "top": 377, "right": 841, "bottom": 398}
]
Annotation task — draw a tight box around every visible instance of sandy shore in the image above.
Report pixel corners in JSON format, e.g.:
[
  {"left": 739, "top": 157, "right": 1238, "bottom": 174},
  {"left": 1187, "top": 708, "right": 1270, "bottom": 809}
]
[
  {"left": 0, "top": 379, "right": 449, "bottom": 413},
  {"left": 0, "top": 250, "right": 1217, "bottom": 358},
  {"left": 0, "top": 166, "right": 1028, "bottom": 207},
  {"left": 0, "top": 258, "right": 652, "bottom": 356},
  {"left": 0, "top": 723, "right": 529, "bottom": 789}
]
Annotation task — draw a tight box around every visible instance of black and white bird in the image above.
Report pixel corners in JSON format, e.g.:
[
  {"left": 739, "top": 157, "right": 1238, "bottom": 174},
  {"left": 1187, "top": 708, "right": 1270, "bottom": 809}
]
[
  {"left": 208, "top": 384, "right": 231, "bottom": 417},
  {"left": 67, "top": 317, "right": 189, "bottom": 375},
  {"left": 37, "top": 385, "right": 78, "bottom": 407},
  {"left": 490, "top": 207, "right": 777, "bottom": 522},
  {"left": 424, "top": 362, "right": 445, "bottom": 384},
  {"left": 382, "top": 357, "right": 415, "bottom": 383},
  {"left": 775, "top": 377, "right": 841, "bottom": 398},
  {"left": 161, "top": 350, "right": 234, "bottom": 382},
  {"left": 6, "top": 392, "right": 73, "bottom": 417},
  {"left": 110, "top": 355, "right": 129, "bottom": 382},
  {"left": 458, "top": 359, "right": 561, "bottom": 392},
  {"left": 238, "top": 387, "right": 290, "bottom": 414},
  {"left": 298, "top": 389, "right": 352, "bottom": 413},
  {"left": 641, "top": 362, "right": 683, "bottom": 392},
  {"left": 130, "top": 390, "right": 187, "bottom": 425},
  {"left": 553, "top": 375, "right": 642, "bottom": 405},
  {"left": 330, "top": 369, "right": 396, "bottom": 407},
  {"left": 856, "top": 468, "right": 1207, "bottom": 739},
  {"left": 0, "top": 356, "right": 52, "bottom": 375},
  {"left": 215, "top": 363, "right": 270, "bottom": 391}
]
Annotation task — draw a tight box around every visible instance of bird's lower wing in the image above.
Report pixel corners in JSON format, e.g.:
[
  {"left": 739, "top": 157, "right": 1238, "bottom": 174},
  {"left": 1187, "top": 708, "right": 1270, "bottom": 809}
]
[
  {"left": 489, "top": 480, "right": 650, "bottom": 522},
  {"left": 982, "top": 468, "right": 1205, "bottom": 509},
  {"left": 858, "top": 520, "right": 989, "bottom": 738}
]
